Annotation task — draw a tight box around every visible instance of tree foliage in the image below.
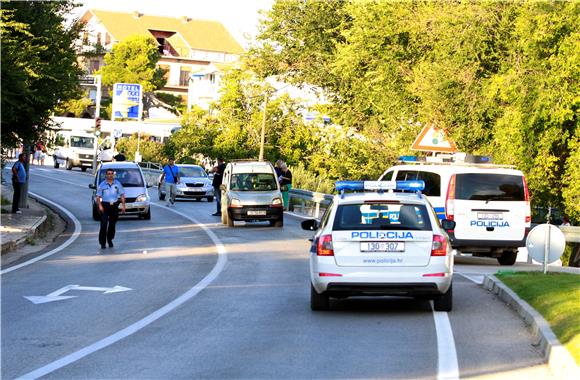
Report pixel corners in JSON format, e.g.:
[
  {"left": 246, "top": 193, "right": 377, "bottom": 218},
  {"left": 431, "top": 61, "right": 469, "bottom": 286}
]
[{"left": 1, "top": 1, "right": 83, "bottom": 147}]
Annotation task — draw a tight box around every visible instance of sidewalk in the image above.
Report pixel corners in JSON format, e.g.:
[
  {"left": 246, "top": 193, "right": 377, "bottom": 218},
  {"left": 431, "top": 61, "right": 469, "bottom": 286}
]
[{"left": 1, "top": 183, "right": 49, "bottom": 254}]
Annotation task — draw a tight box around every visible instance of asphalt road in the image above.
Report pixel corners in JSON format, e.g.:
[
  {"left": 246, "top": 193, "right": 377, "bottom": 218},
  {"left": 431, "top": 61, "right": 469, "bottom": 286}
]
[{"left": 1, "top": 166, "right": 557, "bottom": 379}]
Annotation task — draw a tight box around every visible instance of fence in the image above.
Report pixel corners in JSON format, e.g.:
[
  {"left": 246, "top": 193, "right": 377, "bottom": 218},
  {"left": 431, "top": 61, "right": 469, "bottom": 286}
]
[{"left": 288, "top": 188, "right": 333, "bottom": 220}]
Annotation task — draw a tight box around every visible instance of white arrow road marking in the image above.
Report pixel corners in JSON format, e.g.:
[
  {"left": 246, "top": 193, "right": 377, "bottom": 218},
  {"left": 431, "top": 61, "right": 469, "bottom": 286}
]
[{"left": 24, "top": 285, "right": 132, "bottom": 304}]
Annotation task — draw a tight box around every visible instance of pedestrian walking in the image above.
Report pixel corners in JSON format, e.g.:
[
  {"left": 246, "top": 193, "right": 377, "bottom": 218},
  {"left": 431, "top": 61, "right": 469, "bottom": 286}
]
[
  {"left": 279, "top": 162, "right": 293, "bottom": 210},
  {"left": 11, "top": 153, "right": 27, "bottom": 214},
  {"left": 96, "top": 168, "right": 126, "bottom": 249},
  {"left": 161, "top": 157, "right": 180, "bottom": 207},
  {"left": 211, "top": 158, "right": 226, "bottom": 216}
]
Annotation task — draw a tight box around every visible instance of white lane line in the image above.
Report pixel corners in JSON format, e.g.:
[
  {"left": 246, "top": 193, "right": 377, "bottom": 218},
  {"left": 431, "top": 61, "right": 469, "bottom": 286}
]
[
  {"left": 432, "top": 303, "right": 460, "bottom": 380},
  {"left": 457, "top": 273, "right": 485, "bottom": 285},
  {"left": 16, "top": 198, "right": 228, "bottom": 379},
  {"left": 1, "top": 192, "right": 82, "bottom": 275}
]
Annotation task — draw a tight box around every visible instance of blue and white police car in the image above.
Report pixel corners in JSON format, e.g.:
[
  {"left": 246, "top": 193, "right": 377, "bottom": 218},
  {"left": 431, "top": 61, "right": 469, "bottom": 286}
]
[{"left": 302, "top": 180, "right": 456, "bottom": 311}]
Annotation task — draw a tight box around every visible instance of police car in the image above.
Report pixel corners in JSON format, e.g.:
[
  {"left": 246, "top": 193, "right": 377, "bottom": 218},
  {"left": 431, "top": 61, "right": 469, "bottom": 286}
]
[{"left": 302, "top": 180, "right": 456, "bottom": 312}]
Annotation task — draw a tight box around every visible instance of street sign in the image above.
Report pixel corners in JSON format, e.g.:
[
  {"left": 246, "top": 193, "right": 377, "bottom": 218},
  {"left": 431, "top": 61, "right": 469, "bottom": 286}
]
[
  {"left": 411, "top": 125, "right": 457, "bottom": 153},
  {"left": 24, "top": 284, "right": 132, "bottom": 304},
  {"left": 79, "top": 75, "right": 97, "bottom": 86},
  {"left": 112, "top": 83, "right": 143, "bottom": 120},
  {"left": 526, "top": 224, "right": 566, "bottom": 271}
]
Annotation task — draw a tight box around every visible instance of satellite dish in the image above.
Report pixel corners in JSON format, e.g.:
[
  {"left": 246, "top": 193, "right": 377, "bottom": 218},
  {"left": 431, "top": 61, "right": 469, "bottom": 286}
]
[{"left": 526, "top": 224, "right": 566, "bottom": 264}]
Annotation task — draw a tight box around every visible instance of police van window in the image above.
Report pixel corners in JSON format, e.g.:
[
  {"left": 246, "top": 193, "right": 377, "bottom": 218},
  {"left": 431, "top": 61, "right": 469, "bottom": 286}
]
[
  {"left": 395, "top": 170, "right": 441, "bottom": 197},
  {"left": 333, "top": 203, "right": 432, "bottom": 231},
  {"left": 381, "top": 171, "right": 394, "bottom": 181},
  {"left": 455, "top": 174, "right": 525, "bottom": 201}
]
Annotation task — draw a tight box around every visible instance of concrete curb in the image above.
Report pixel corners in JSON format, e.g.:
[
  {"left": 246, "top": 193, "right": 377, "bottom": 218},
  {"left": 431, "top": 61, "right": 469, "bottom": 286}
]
[
  {"left": 483, "top": 275, "right": 580, "bottom": 379},
  {"left": 1, "top": 214, "right": 47, "bottom": 253}
]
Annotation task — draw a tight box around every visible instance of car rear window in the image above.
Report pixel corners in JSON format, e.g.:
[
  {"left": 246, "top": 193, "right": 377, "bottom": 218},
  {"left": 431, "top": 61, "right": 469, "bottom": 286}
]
[
  {"left": 455, "top": 173, "right": 525, "bottom": 201},
  {"left": 333, "top": 203, "right": 432, "bottom": 231},
  {"left": 395, "top": 170, "right": 441, "bottom": 197}
]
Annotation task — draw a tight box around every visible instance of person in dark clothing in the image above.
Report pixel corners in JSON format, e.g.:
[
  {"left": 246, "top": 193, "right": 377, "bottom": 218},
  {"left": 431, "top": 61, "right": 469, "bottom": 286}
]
[
  {"left": 113, "top": 151, "right": 126, "bottom": 161},
  {"left": 211, "top": 158, "right": 226, "bottom": 216},
  {"left": 11, "top": 153, "right": 27, "bottom": 214},
  {"left": 279, "top": 162, "right": 293, "bottom": 210}
]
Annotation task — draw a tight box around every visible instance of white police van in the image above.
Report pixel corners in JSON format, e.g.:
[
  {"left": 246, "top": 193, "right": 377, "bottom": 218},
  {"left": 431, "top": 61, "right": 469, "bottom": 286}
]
[
  {"left": 378, "top": 155, "right": 531, "bottom": 265},
  {"left": 302, "top": 180, "right": 455, "bottom": 312}
]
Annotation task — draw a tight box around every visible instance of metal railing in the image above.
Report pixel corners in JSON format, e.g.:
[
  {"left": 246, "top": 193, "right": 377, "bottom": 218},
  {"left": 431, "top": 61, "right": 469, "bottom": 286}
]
[
  {"left": 138, "top": 162, "right": 162, "bottom": 187},
  {"left": 288, "top": 188, "right": 333, "bottom": 220}
]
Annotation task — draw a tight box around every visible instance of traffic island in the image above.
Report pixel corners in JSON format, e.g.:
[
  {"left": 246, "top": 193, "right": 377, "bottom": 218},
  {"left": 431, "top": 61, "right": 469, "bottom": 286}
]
[{"left": 484, "top": 272, "right": 580, "bottom": 379}]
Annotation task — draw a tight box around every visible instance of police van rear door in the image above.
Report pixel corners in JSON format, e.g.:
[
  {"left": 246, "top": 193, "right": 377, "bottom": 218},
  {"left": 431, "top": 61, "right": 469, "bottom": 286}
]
[
  {"left": 331, "top": 201, "right": 433, "bottom": 267},
  {"left": 452, "top": 173, "right": 527, "bottom": 241}
]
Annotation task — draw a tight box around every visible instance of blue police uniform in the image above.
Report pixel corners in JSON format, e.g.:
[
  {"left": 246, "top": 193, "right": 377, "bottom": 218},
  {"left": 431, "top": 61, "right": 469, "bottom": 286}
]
[{"left": 96, "top": 179, "right": 125, "bottom": 248}]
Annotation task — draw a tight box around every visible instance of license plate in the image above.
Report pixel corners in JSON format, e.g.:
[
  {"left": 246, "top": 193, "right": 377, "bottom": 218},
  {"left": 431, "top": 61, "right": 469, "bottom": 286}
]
[
  {"left": 477, "top": 212, "right": 503, "bottom": 220},
  {"left": 247, "top": 210, "right": 266, "bottom": 216},
  {"left": 360, "top": 242, "right": 405, "bottom": 252}
]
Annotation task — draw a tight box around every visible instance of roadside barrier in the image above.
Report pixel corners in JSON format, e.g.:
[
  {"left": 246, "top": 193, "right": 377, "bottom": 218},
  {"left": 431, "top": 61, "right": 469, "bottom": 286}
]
[{"left": 288, "top": 188, "right": 333, "bottom": 219}]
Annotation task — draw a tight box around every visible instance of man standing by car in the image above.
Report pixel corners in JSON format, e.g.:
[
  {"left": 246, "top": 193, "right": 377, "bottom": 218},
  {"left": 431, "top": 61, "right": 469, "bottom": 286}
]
[
  {"left": 161, "top": 157, "right": 180, "bottom": 207},
  {"left": 96, "top": 169, "right": 126, "bottom": 249},
  {"left": 211, "top": 158, "right": 226, "bottom": 216}
]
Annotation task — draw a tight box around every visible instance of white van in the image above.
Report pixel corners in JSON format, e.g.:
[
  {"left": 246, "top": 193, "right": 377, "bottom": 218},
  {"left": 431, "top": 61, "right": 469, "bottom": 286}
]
[
  {"left": 379, "top": 157, "right": 531, "bottom": 265},
  {"left": 220, "top": 161, "right": 284, "bottom": 227}
]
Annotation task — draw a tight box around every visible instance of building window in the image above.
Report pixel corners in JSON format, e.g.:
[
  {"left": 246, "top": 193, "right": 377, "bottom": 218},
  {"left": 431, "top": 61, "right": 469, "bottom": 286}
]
[
  {"left": 105, "top": 33, "right": 110, "bottom": 45},
  {"left": 208, "top": 74, "right": 216, "bottom": 84},
  {"left": 96, "top": 33, "right": 101, "bottom": 46},
  {"left": 179, "top": 67, "right": 191, "bottom": 86}
]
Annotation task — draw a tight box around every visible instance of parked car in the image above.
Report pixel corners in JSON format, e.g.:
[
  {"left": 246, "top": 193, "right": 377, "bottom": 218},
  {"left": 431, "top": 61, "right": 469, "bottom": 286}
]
[
  {"left": 89, "top": 162, "right": 151, "bottom": 220},
  {"left": 158, "top": 164, "right": 214, "bottom": 202}
]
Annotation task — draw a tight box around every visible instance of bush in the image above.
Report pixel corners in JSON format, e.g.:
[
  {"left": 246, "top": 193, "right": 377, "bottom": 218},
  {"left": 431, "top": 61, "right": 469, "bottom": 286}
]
[{"left": 291, "top": 163, "right": 334, "bottom": 194}]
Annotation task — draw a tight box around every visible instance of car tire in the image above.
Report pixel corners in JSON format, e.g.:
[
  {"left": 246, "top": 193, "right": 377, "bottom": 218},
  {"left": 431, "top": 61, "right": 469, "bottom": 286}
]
[
  {"left": 269, "top": 218, "right": 283, "bottom": 227},
  {"left": 195, "top": 198, "right": 201, "bottom": 202},
  {"left": 158, "top": 188, "right": 165, "bottom": 201},
  {"left": 310, "top": 284, "right": 330, "bottom": 311},
  {"left": 53, "top": 157, "right": 59, "bottom": 169},
  {"left": 66, "top": 159, "right": 72, "bottom": 170},
  {"left": 433, "top": 283, "right": 452, "bottom": 312},
  {"left": 207, "top": 196, "right": 214, "bottom": 202},
  {"left": 227, "top": 212, "right": 234, "bottom": 227},
  {"left": 92, "top": 205, "right": 100, "bottom": 221},
  {"left": 81, "top": 167, "right": 87, "bottom": 172},
  {"left": 143, "top": 209, "right": 151, "bottom": 220},
  {"left": 497, "top": 251, "right": 517, "bottom": 266}
]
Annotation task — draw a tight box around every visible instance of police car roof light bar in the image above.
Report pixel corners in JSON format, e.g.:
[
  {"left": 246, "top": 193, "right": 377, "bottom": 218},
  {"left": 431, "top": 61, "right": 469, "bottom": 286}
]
[{"left": 335, "top": 180, "right": 425, "bottom": 196}]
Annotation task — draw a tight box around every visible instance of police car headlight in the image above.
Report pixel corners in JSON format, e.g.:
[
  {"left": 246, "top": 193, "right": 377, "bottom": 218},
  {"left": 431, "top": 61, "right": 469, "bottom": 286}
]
[
  {"left": 230, "top": 198, "right": 242, "bottom": 208},
  {"left": 136, "top": 194, "right": 147, "bottom": 202}
]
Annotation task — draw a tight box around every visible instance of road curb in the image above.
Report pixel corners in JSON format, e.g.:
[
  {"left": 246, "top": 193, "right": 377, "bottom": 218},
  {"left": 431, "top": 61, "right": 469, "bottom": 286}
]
[
  {"left": 1, "top": 214, "right": 48, "bottom": 254},
  {"left": 483, "top": 275, "right": 579, "bottom": 379}
]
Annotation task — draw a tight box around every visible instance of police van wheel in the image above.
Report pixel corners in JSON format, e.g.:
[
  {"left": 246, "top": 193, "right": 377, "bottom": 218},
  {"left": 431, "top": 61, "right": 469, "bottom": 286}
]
[
  {"left": 66, "top": 159, "right": 72, "bottom": 170},
  {"left": 433, "top": 283, "right": 452, "bottom": 312},
  {"left": 310, "top": 284, "right": 330, "bottom": 311},
  {"left": 497, "top": 251, "right": 517, "bottom": 266},
  {"left": 207, "top": 196, "right": 214, "bottom": 202}
]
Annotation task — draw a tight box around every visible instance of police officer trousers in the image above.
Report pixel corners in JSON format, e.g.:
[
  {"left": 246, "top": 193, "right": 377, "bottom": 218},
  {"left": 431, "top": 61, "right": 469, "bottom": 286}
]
[{"left": 99, "top": 202, "right": 120, "bottom": 245}]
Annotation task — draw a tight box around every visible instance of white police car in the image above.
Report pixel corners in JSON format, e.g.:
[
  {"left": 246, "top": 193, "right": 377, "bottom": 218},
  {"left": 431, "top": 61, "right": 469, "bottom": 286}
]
[{"left": 302, "top": 180, "right": 456, "bottom": 311}]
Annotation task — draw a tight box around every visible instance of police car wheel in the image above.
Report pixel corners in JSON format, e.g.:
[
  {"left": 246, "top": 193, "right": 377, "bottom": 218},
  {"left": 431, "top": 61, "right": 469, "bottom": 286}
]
[
  {"left": 497, "top": 251, "right": 517, "bottom": 266},
  {"left": 433, "top": 284, "right": 453, "bottom": 312},
  {"left": 310, "top": 284, "right": 330, "bottom": 311},
  {"left": 207, "top": 196, "right": 214, "bottom": 202}
]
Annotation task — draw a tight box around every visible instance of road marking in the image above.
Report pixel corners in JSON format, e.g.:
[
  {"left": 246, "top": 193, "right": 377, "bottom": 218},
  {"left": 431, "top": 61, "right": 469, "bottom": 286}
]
[
  {"left": 16, "top": 200, "right": 228, "bottom": 380},
  {"left": 1, "top": 192, "right": 82, "bottom": 275},
  {"left": 25, "top": 285, "right": 132, "bottom": 304},
  {"left": 432, "top": 303, "right": 460, "bottom": 380}
]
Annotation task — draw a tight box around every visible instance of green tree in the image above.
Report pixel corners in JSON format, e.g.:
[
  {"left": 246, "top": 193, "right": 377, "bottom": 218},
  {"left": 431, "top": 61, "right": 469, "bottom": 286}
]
[
  {"left": 114, "top": 134, "right": 164, "bottom": 163},
  {"left": 97, "top": 35, "right": 166, "bottom": 92},
  {"left": 1, "top": 1, "right": 83, "bottom": 148}
]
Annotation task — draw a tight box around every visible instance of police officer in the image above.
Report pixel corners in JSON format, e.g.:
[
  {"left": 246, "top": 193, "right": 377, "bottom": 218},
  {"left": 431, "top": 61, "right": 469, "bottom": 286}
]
[{"left": 96, "top": 168, "right": 126, "bottom": 249}]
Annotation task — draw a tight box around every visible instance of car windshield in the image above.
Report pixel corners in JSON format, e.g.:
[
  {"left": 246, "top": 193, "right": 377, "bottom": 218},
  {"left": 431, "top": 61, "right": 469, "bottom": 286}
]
[
  {"left": 455, "top": 174, "right": 525, "bottom": 201},
  {"left": 70, "top": 136, "right": 94, "bottom": 149},
  {"left": 333, "top": 203, "right": 432, "bottom": 231},
  {"left": 179, "top": 166, "right": 206, "bottom": 178},
  {"left": 98, "top": 168, "right": 144, "bottom": 187},
  {"left": 230, "top": 173, "right": 277, "bottom": 191}
]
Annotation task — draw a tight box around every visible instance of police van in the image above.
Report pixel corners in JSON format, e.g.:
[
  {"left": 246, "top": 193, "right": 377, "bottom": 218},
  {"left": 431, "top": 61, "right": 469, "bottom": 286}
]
[
  {"left": 302, "top": 180, "right": 455, "bottom": 311},
  {"left": 378, "top": 154, "right": 531, "bottom": 265}
]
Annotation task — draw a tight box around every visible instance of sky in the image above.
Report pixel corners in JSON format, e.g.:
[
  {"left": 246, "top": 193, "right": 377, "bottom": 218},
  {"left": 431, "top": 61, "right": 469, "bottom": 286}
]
[{"left": 72, "top": 0, "right": 274, "bottom": 49}]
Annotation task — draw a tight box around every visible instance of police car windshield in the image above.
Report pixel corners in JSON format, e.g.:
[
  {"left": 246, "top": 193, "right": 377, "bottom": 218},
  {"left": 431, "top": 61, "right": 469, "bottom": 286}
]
[
  {"left": 70, "top": 136, "right": 94, "bottom": 149},
  {"left": 455, "top": 174, "right": 525, "bottom": 201},
  {"left": 230, "top": 173, "right": 277, "bottom": 191},
  {"left": 99, "top": 169, "right": 143, "bottom": 187},
  {"left": 333, "top": 203, "right": 432, "bottom": 231},
  {"left": 179, "top": 166, "right": 206, "bottom": 178}
]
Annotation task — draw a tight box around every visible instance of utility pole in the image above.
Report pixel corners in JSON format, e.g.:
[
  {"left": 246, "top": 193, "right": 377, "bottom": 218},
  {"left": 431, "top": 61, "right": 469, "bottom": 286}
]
[{"left": 259, "top": 93, "right": 268, "bottom": 161}]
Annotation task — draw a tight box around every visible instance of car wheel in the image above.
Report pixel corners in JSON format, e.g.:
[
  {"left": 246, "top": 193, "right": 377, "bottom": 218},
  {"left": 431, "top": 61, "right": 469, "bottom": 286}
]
[
  {"left": 66, "top": 159, "right": 72, "bottom": 170},
  {"left": 207, "top": 196, "right": 214, "bottom": 202},
  {"left": 81, "top": 167, "right": 87, "bottom": 172},
  {"left": 53, "top": 157, "right": 59, "bottom": 169},
  {"left": 195, "top": 197, "right": 201, "bottom": 202},
  {"left": 433, "top": 283, "right": 452, "bottom": 312},
  {"left": 92, "top": 205, "right": 100, "bottom": 221},
  {"left": 143, "top": 208, "right": 151, "bottom": 220},
  {"left": 497, "top": 251, "right": 517, "bottom": 266},
  {"left": 310, "top": 284, "right": 330, "bottom": 311},
  {"left": 158, "top": 188, "right": 165, "bottom": 201},
  {"left": 269, "top": 218, "right": 283, "bottom": 227},
  {"left": 227, "top": 212, "right": 234, "bottom": 227}
]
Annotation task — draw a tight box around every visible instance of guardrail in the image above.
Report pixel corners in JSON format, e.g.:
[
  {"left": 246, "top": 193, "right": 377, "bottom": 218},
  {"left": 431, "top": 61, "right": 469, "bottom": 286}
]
[{"left": 288, "top": 188, "right": 333, "bottom": 219}]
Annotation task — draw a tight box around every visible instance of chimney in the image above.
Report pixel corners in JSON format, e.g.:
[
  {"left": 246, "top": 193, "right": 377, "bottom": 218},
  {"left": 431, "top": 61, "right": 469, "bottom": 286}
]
[{"left": 132, "top": 11, "right": 142, "bottom": 19}]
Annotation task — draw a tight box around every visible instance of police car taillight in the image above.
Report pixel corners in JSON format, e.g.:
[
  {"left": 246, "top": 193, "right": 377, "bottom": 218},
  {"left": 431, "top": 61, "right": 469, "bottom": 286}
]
[
  {"left": 523, "top": 176, "right": 531, "bottom": 223},
  {"left": 317, "top": 235, "right": 334, "bottom": 256},
  {"left": 431, "top": 235, "right": 447, "bottom": 256},
  {"left": 445, "top": 174, "right": 456, "bottom": 221}
]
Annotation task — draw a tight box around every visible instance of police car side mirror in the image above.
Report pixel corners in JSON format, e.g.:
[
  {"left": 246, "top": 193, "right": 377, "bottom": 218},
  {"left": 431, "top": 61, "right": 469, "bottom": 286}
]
[
  {"left": 441, "top": 219, "right": 456, "bottom": 230},
  {"left": 88, "top": 184, "right": 96, "bottom": 189},
  {"left": 301, "top": 219, "right": 319, "bottom": 231}
]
